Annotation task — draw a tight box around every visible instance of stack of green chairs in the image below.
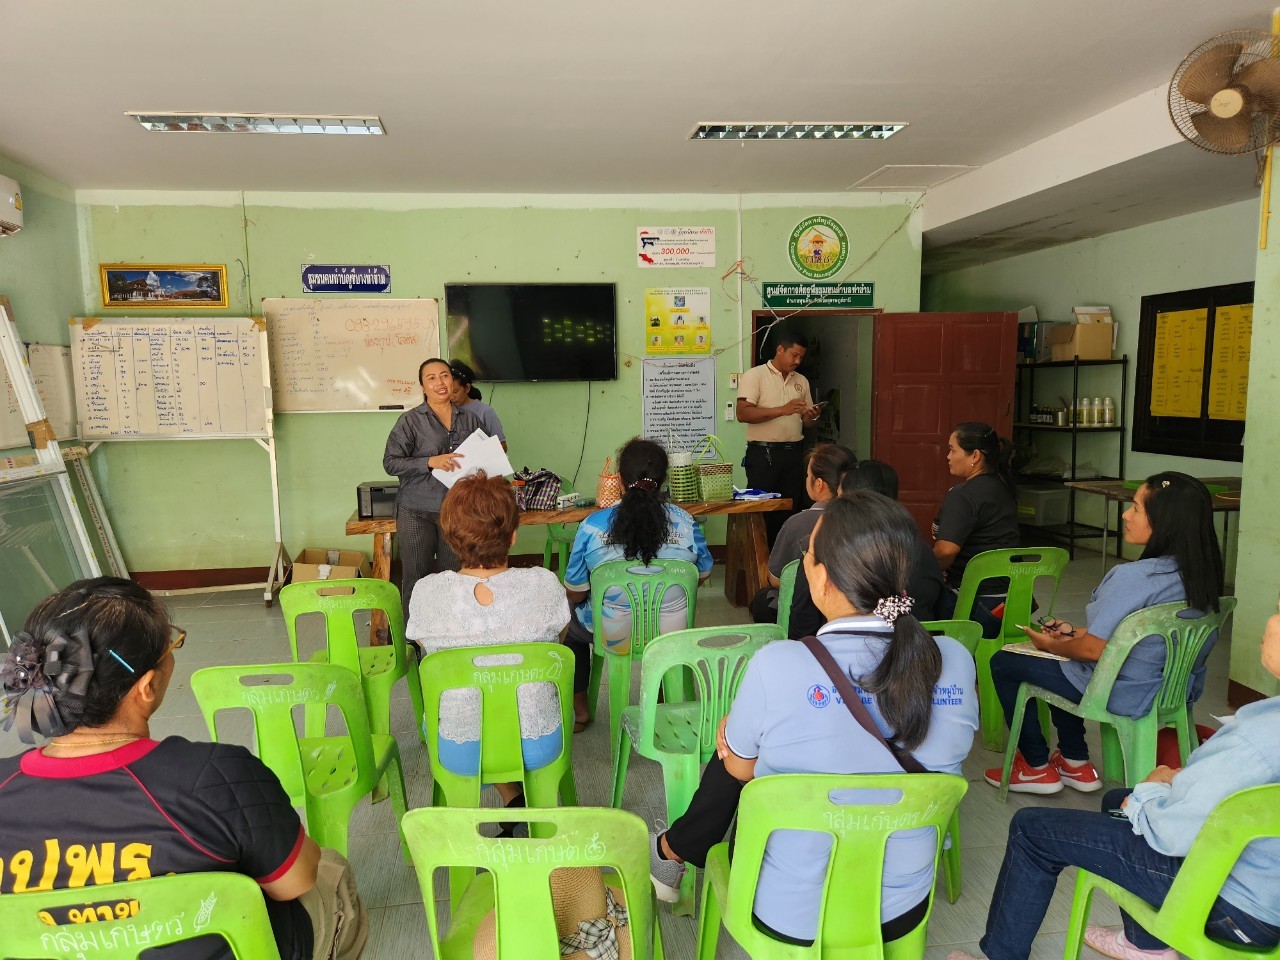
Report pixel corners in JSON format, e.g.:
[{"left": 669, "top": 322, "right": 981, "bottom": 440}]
[
  {"left": 998, "top": 598, "right": 1236, "bottom": 799},
  {"left": 697, "top": 772, "right": 967, "bottom": 959},
  {"left": 611, "top": 624, "right": 782, "bottom": 913},
  {"left": 420, "top": 642, "right": 577, "bottom": 906},
  {"left": 192, "top": 661, "right": 409, "bottom": 860},
  {"left": 1065, "top": 783, "right": 1280, "bottom": 960},
  {"left": 582, "top": 558, "right": 701, "bottom": 766},
  {"left": 952, "top": 547, "right": 1069, "bottom": 749},
  {"left": 402, "top": 806, "right": 665, "bottom": 960},
  {"left": 0, "top": 872, "right": 282, "bottom": 959},
  {"left": 776, "top": 558, "right": 801, "bottom": 636}
]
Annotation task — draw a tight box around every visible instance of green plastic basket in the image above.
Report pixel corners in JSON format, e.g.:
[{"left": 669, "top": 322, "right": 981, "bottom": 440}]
[
  {"left": 694, "top": 434, "right": 734, "bottom": 502},
  {"left": 668, "top": 448, "right": 701, "bottom": 503}
]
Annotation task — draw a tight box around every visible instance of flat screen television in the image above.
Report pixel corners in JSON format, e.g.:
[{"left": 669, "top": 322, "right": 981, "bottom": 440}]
[{"left": 444, "top": 283, "right": 617, "bottom": 382}]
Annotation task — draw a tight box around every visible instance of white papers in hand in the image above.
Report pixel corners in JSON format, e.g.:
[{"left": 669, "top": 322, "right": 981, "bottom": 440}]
[{"left": 435, "top": 430, "right": 514, "bottom": 489}]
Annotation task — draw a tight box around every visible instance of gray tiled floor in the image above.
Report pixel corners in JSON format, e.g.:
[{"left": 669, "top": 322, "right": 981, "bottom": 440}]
[{"left": 1, "top": 553, "right": 1232, "bottom": 959}]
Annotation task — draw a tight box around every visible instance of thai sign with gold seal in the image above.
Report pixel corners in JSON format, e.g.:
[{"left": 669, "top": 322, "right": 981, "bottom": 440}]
[{"left": 789, "top": 215, "right": 848, "bottom": 280}]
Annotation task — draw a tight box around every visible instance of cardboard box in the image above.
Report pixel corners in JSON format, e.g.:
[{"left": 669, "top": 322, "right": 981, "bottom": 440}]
[
  {"left": 290, "top": 548, "right": 372, "bottom": 582},
  {"left": 1047, "top": 322, "right": 1113, "bottom": 361}
]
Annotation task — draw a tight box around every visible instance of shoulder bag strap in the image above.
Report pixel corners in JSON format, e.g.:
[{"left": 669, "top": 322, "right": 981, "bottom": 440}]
[{"left": 799, "top": 635, "right": 929, "bottom": 774}]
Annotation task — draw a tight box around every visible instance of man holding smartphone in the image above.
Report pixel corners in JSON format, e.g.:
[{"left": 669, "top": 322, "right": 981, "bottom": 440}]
[{"left": 736, "top": 328, "right": 823, "bottom": 544}]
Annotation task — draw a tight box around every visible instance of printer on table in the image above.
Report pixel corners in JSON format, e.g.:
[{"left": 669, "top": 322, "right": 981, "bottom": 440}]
[{"left": 357, "top": 480, "right": 399, "bottom": 519}]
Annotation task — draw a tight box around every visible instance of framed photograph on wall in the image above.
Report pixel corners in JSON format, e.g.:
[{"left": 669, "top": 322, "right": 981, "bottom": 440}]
[{"left": 99, "top": 263, "right": 228, "bottom": 308}]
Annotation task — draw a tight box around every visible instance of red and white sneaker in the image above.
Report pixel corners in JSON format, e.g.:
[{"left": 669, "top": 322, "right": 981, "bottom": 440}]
[
  {"left": 1051, "top": 750, "right": 1103, "bottom": 792},
  {"left": 985, "top": 752, "right": 1063, "bottom": 794}
]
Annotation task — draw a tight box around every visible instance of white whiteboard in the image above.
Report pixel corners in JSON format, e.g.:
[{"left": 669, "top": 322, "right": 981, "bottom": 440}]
[
  {"left": 263, "top": 298, "right": 440, "bottom": 412},
  {"left": 70, "top": 318, "right": 270, "bottom": 440},
  {"left": 1, "top": 345, "right": 77, "bottom": 449}
]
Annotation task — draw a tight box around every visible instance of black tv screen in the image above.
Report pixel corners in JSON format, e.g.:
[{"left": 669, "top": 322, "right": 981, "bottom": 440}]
[{"left": 444, "top": 283, "right": 617, "bottom": 382}]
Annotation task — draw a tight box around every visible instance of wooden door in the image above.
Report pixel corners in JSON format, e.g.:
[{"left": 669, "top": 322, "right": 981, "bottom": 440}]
[{"left": 872, "top": 312, "right": 1017, "bottom": 539}]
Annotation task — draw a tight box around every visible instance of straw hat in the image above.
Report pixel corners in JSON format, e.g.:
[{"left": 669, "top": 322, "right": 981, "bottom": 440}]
[{"left": 472, "top": 866, "right": 632, "bottom": 960}]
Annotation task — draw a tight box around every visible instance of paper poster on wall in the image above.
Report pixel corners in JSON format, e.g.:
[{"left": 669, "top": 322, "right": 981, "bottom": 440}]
[
  {"left": 637, "top": 227, "right": 716, "bottom": 268},
  {"left": 642, "top": 357, "right": 716, "bottom": 454},
  {"left": 644, "top": 288, "right": 711, "bottom": 355},
  {"left": 1207, "top": 303, "right": 1252, "bottom": 421},
  {"left": 1150, "top": 308, "right": 1207, "bottom": 418}
]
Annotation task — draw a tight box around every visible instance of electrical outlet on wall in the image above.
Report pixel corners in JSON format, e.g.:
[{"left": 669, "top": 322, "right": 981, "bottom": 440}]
[
  {"left": 724, "top": 400, "right": 735, "bottom": 422},
  {"left": 729, "top": 373, "right": 739, "bottom": 389}
]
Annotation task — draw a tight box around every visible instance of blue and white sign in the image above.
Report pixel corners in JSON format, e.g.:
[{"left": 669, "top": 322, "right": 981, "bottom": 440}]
[{"left": 301, "top": 264, "right": 391, "bottom": 293}]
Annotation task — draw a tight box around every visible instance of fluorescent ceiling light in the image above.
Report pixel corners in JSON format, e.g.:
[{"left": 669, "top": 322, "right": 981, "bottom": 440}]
[
  {"left": 126, "top": 112, "right": 385, "bottom": 135},
  {"left": 689, "top": 122, "right": 907, "bottom": 141}
]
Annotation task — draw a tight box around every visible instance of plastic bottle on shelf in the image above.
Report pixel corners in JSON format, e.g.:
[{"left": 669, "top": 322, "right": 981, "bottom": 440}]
[
  {"left": 1092, "top": 397, "right": 1103, "bottom": 426},
  {"left": 1101, "top": 396, "right": 1115, "bottom": 426},
  {"left": 1081, "top": 397, "right": 1096, "bottom": 427}
]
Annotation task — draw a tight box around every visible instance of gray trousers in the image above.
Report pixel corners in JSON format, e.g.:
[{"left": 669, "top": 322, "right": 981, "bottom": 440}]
[{"left": 397, "top": 504, "right": 459, "bottom": 623}]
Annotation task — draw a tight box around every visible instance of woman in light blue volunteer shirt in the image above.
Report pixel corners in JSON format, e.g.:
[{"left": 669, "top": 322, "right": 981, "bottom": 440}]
[
  {"left": 987, "top": 472, "right": 1223, "bottom": 796},
  {"left": 650, "top": 491, "right": 978, "bottom": 947},
  {"left": 564, "top": 437, "right": 713, "bottom": 730}
]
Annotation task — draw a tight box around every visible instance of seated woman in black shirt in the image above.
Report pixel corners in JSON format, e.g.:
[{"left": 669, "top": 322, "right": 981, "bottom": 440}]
[
  {"left": 932, "top": 421, "right": 1020, "bottom": 637},
  {"left": 0, "top": 578, "right": 365, "bottom": 960},
  {"left": 785, "top": 459, "right": 945, "bottom": 638}
]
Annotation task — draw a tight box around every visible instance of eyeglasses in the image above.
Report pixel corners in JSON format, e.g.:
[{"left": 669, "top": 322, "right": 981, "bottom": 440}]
[
  {"left": 1037, "top": 615, "right": 1073, "bottom": 636},
  {"left": 166, "top": 625, "right": 187, "bottom": 656}
]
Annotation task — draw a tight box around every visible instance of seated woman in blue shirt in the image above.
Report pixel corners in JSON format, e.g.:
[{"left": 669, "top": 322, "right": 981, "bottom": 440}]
[
  {"left": 563, "top": 437, "right": 713, "bottom": 730},
  {"left": 987, "top": 472, "right": 1224, "bottom": 795},
  {"left": 650, "top": 492, "right": 978, "bottom": 946},
  {"left": 951, "top": 608, "right": 1280, "bottom": 960}
]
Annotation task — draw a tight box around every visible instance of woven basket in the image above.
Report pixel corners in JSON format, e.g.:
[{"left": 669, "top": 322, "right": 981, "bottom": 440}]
[
  {"left": 596, "top": 457, "right": 622, "bottom": 508},
  {"left": 666, "top": 442, "right": 700, "bottom": 503},
  {"left": 694, "top": 434, "right": 733, "bottom": 502}
]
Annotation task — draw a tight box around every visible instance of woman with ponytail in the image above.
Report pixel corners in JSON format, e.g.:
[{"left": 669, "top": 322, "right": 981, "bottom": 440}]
[
  {"left": 650, "top": 491, "right": 978, "bottom": 946},
  {"left": 448, "top": 360, "right": 507, "bottom": 450},
  {"left": 933, "top": 420, "right": 1020, "bottom": 636},
  {"left": 563, "top": 438, "right": 713, "bottom": 729},
  {"left": 0, "top": 578, "right": 367, "bottom": 960}
]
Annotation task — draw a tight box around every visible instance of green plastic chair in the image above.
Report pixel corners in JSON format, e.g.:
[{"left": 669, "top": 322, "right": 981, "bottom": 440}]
[
  {"left": 191, "top": 661, "right": 409, "bottom": 860},
  {"left": 0, "top": 872, "right": 281, "bottom": 959},
  {"left": 402, "top": 805, "right": 664, "bottom": 960},
  {"left": 1064, "top": 784, "right": 1280, "bottom": 960},
  {"left": 279, "top": 578, "right": 426, "bottom": 745},
  {"left": 776, "top": 558, "right": 800, "bottom": 636},
  {"left": 998, "top": 598, "right": 1237, "bottom": 800},
  {"left": 582, "top": 558, "right": 701, "bottom": 766},
  {"left": 542, "top": 479, "right": 578, "bottom": 583},
  {"left": 952, "top": 547, "right": 1069, "bottom": 750},
  {"left": 611, "top": 624, "right": 783, "bottom": 914},
  {"left": 697, "top": 772, "right": 968, "bottom": 960},
  {"left": 919, "top": 617, "right": 986, "bottom": 905},
  {"left": 421, "top": 642, "right": 578, "bottom": 907}
]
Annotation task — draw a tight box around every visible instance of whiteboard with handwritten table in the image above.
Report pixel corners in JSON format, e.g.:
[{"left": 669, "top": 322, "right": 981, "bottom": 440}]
[
  {"left": 262, "top": 298, "right": 440, "bottom": 412},
  {"left": 70, "top": 317, "right": 271, "bottom": 440}
]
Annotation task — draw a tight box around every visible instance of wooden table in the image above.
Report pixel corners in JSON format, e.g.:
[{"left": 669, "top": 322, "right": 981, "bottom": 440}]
[
  {"left": 346, "top": 497, "right": 793, "bottom": 609},
  {"left": 1064, "top": 476, "right": 1241, "bottom": 573}
]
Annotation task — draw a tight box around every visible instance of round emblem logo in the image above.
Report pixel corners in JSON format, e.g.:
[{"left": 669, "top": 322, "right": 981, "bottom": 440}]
[
  {"left": 789, "top": 215, "right": 848, "bottom": 279},
  {"left": 807, "top": 683, "right": 832, "bottom": 708}
]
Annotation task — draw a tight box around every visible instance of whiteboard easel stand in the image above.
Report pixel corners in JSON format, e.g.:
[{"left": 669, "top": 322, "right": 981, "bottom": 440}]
[{"left": 0, "top": 303, "right": 102, "bottom": 648}]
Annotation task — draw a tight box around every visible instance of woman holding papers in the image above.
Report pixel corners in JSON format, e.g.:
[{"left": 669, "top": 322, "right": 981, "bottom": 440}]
[
  {"left": 986, "top": 472, "right": 1223, "bottom": 795},
  {"left": 383, "top": 358, "right": 484, "bottom": 623}
]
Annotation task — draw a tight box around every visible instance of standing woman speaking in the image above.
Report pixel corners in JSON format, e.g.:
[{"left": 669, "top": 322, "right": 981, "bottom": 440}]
[{"left": 384, "top": 358, "right": 483, "bottom": 622}]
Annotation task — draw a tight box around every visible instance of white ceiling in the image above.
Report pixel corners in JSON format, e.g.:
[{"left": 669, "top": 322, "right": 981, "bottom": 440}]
[{"left": 1, "top": 0, "right": 1274, "bottom": 265}]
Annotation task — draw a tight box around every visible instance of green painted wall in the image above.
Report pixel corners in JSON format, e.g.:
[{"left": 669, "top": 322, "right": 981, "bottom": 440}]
[{"left": 79, "top": 194, "right": 921, "bottom": 571}]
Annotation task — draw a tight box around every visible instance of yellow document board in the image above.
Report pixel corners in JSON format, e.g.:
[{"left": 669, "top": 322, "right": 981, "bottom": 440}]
[
  {"left": 1150, "top": 308, "right": 1207, "bottom": 418},
  {"left": 1207, "top": 304, "right": 1252, "bottom": 421}
]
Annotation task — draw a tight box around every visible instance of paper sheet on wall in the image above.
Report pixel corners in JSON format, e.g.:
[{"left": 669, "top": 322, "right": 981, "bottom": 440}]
[
  {"left": 1150, "top": 308, "right": 1207, "bottom": 418},
  {"left": 434, "top": 430, "right": 513, "bottom": 488},
  {"left": 642, "top": 357, "right": 716, "bottom": 455},
  {"left": 1207, "top": 303, "right": 1252, "bottom": 422}
]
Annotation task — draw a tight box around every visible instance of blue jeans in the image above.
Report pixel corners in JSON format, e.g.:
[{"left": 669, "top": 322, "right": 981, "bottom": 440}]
[
  {"left": 990, "top": 649, "right": 1088, "bottom": 767},
  {"left": 980, "top": 797, "right": 1280, "bottom": 959}
]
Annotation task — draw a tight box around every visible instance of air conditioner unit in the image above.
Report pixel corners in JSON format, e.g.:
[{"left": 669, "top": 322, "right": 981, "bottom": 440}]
[{"left": 0, "top": 176, "right": 23, "bottom": 236}]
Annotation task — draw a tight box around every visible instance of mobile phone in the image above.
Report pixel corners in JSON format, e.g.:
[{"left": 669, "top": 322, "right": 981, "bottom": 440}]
[{"left": 1106, "top": 808, "right": 1128, "bottom": 819}]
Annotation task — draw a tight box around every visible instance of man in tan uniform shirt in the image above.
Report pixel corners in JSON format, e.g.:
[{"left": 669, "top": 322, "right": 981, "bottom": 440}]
[{"left": 736, "top": 329, "right": 822, "bottom": 543}]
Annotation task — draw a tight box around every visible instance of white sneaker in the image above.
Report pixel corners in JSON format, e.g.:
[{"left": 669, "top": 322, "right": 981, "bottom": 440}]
[{"left": 649, "top": 831, "right": 685, "bottom": 904}]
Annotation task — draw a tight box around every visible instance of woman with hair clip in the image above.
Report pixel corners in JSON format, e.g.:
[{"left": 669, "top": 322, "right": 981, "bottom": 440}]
[
  {"left": 933, "top": 420, "right": 1020, "bottom": 637},
  {"left": 448, "top": 360, "right": 507, "bottom": 450},
  {"left": 0, "top": 577, "right": 367, "bottom": 960},
  {"left": 563, "top": 437, "right": 713, "bottom": 731},
  {"left": 749, "top": 442, "right": 855, "bottom": 624},
  {"left": 650, "top": 492, "right": 978, "bottom": 946},
  {"left": 987, "top": 472, "right": 1225, "bottom": 795},
  {"left": 384, "top": 358, "right": 484, "bottom": 625}
]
